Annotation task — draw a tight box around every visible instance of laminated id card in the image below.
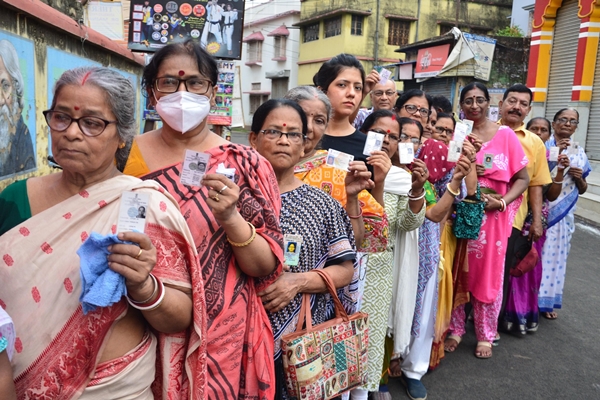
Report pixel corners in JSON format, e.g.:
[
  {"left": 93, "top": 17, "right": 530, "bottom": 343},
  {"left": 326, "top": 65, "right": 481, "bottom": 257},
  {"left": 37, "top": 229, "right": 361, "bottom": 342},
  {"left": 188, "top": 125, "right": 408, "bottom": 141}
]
[
  {"left": 180, "top": 150, "right": 210, "bottom": 187},
  {"left": 447, "top": 140, "right": 463, "bottom": 162},
  {"left": 363, "top": 131, "right": 385, "bottom": 156},
  {"left": 326, "top": 149, "right": 354, "bottom": 171},
  {"left": 117, "top": 191, "right": 151, "bottom": 234},
  {"left": 483, "top": 153, "right": 494, "bottom": 169},
  {"left": 549, "top": 147, "right": 559, "bottom": 162},
  {"left": 284, "top": 234, "right": 303, "bottom": 267},
  {"left": 398, "top": 143, "right": 414, "bottom": 164}
]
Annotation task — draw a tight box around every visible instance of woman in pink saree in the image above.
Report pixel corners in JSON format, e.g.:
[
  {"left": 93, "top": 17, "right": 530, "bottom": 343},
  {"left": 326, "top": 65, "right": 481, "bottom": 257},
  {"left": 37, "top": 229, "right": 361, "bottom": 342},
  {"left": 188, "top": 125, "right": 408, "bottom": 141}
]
[
  {"left": 445, "top": 82, "right": 529, "bottom": 359},
  {"left": 0, "top": 67, "right": 205, "bottom": 399}
]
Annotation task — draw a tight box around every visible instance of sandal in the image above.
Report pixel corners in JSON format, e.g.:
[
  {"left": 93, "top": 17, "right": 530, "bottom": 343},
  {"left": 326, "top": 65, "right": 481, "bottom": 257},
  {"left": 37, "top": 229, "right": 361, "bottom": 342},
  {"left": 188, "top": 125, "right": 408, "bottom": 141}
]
[
  {"left": 542, "top": 311, "right": 558, "bottom": 320},
  {"left": 387, "top": 358, "right": 403, "bottom": 378},
  {"left": 444, "top": 334, "right": 462, "bottom": 353},
  {"left": 474, "top": 341, "right": 492, "bottom": 359}
]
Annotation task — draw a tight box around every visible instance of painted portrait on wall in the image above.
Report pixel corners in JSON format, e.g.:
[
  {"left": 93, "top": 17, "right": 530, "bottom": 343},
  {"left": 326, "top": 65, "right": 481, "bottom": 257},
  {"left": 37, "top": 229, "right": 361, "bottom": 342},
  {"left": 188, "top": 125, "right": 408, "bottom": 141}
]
[{"left": 0, "top": 33, "right": 36, "bottom": 180}]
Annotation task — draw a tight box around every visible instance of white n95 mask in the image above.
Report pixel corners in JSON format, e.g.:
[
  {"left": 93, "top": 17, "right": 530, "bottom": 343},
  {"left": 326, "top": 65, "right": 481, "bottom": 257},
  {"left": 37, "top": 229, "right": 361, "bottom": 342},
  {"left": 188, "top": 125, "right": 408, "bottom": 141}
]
[{"left": 155, "top": 91, "right": 211, "bottom": 133}]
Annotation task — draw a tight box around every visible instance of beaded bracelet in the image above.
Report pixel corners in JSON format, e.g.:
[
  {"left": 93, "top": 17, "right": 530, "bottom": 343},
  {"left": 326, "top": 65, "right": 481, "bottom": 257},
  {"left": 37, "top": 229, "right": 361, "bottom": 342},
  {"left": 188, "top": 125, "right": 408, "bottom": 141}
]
[
  {"left": 127, "top": 274, "right": 165, "bottom": 311},
  {"left": 227, "top": 222, "right": 257, "bottom": 247},
  {"left": 446, "top": 183, "right": 460, "bottom": 197}
]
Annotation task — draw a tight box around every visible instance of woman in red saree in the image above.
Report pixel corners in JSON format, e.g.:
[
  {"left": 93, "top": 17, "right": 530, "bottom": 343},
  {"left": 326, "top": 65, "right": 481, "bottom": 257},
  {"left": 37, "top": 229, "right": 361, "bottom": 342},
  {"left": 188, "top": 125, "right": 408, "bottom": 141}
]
[
  {"left": 0, "top": 67, "right": 205, "bottom": 398},
  {"left": 123, "top": 40, "right": 284, "bottom": 399}
]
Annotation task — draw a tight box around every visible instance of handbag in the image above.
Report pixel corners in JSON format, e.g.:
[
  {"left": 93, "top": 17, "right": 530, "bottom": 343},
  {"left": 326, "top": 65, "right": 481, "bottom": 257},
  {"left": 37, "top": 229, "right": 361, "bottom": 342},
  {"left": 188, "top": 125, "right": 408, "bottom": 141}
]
[
  {"left": 510, "top": 245, "right": 539, "bottom": 277},
  {"left": 281, "top": 269, "right": 369, "bottom": 399},
  {"left": 453, "top": 184, "right": 485, "bottom": 240}
]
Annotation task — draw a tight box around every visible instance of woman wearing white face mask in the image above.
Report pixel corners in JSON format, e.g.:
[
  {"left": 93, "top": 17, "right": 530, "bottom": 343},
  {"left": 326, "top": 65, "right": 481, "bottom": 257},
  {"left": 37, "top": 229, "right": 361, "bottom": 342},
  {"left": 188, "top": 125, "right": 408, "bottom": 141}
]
[{"left": 123, "top": 40, "right": 285, "bottom": 399}]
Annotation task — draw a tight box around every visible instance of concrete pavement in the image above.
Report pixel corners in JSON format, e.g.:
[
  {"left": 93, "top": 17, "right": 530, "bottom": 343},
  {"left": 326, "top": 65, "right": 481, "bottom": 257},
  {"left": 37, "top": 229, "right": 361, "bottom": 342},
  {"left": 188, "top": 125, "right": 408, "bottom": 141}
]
[{"left": 388, "top": 220, "right": 600, "bottom": 399}]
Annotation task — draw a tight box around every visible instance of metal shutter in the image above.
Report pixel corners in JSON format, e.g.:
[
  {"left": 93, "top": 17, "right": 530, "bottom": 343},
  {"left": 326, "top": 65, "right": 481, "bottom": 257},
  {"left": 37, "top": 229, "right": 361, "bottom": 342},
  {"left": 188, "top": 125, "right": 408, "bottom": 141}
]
[
  {"left": 405, "top": 77, "right": 453, "bottom": 99},
  {"left": 586, "top": 43, "right": 600, "bottom": 161},
  {"left": 544, "top": 0, "right": 580, "bottom": 122}
]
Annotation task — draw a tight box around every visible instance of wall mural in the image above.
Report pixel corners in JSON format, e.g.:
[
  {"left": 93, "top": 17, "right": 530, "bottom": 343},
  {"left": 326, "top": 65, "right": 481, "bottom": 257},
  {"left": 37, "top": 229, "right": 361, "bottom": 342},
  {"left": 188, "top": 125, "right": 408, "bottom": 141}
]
[{"left": 0, "top": 32, "right": 36, "bottom": 180}]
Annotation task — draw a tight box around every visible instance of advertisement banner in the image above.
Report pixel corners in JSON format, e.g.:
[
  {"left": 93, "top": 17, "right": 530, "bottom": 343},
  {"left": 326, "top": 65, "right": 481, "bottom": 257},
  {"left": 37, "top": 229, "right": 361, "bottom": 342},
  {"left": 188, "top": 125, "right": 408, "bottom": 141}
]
[
  {"left": 128, "top": 0, "right": 244, "bottom": 59},
  {"left": 88, "top": 1, "right": 125, "bottom": 41},
  {"left": 414, "top": 44, "right": 450, "bottom": 78},
  {"left": 438, "top": 33, "right": 496, "bottom": 81},
  {"left": 207, "top": 60, "right": 235, "bottom": 125}
]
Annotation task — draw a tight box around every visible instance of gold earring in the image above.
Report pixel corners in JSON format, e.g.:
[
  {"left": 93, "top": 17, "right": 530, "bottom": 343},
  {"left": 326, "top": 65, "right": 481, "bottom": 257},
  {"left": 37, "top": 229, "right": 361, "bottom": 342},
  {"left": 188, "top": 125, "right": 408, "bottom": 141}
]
[{"left": 118, "top": 142, "right": 126, "bottom": 149}]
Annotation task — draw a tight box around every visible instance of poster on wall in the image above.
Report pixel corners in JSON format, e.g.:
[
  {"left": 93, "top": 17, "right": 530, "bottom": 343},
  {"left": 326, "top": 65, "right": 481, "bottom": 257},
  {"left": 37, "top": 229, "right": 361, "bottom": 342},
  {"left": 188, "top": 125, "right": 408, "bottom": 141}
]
[
  {"left": 414, "top": 44, "right": 451, "bottom": 79},
  {"left": 0, "top": 32, "right": 37, "bottom": 181},
  {"left": 127, "top": 0, "right": 244, "bottom": 60},
  {"left": 87, "top": 1, "right": 125, "bottom": 41},
  {"left": 208, "top": 60, "right": 235, "bottom": 125},
  {"left": 439, "top": 32, "right": 496, "bottom": 81}
]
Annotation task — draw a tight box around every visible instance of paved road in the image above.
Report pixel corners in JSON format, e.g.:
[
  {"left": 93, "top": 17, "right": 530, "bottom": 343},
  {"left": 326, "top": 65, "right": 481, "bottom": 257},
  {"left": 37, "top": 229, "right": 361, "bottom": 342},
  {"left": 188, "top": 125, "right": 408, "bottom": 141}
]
[
  {"left": 388, "top": 221, "right": 600, "bottom": 399},
  {"left": 229, "top": 132, "right": 600, "bottom": 398}
]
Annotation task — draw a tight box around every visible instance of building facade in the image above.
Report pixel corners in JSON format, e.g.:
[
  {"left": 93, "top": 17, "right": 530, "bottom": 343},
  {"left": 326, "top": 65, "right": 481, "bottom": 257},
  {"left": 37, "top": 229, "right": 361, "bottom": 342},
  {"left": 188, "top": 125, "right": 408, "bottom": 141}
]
[
  {"left": 295, "top": 0, "right": 513, "bottom": 85},
  {"left": 527, "top": 0, "right": 600, "bottom": 222},
  {"left": 239, "top": 0, "right": 300, "bottom": 127}
]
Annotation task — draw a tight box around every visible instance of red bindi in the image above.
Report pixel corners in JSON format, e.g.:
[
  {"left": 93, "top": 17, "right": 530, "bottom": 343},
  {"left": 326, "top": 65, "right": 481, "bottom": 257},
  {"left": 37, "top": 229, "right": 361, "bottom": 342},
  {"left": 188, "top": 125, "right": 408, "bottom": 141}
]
[
  {"left": 283, "top": 123, "right": 286, "bottom": 127},
  {"left": 387, "top": 130, "right": 390, "bottom": 133},
  {"left": 178, "top": 70, "right": 185, "bottom": 76},
  {"left": 74, "top": 106, "right": 80, "bottom": 110}
]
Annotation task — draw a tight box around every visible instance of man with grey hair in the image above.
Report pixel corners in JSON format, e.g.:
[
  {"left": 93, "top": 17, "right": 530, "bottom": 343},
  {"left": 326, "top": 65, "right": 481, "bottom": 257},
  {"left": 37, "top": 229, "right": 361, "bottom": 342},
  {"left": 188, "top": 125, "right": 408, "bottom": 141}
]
[
  {"left": 353, "top": 78, "right": 398, "bottom": 129},
  {"left": 0, "top": 39, "right": 35, "bottom": 178}
]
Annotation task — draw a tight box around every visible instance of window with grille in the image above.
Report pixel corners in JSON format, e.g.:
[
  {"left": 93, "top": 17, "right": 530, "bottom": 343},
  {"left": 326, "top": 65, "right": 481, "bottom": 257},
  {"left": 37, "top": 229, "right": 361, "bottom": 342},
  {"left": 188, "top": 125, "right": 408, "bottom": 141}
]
[
  {"left": 271, "top": 78, "right": 289, "bottom": 98},
  {"left": 251, "top": 82, "right": 261, "bottom": 90},
  {"left": 274, "top": 36, "right": 287, "bottom": 58},
  {"left": 351, "top": 15, "right": 363, "bottom": 36},
  {"left": 250, "top": 94, "right": 269, "bottom": 114},
  {"left": 439, "top": 23, "right": 454, "bottom": 35},
  {"left": 324, "top": 16, "right": 342, "bottom": 38},
  {"left": 247, "top": 41, "right": 262, "bottom": 63},
  {"left": 303, "top": 23, "right": 319, "bottom": 42},
  {"left": 388, "top": 19, "right": 411, "bottom": 46}
]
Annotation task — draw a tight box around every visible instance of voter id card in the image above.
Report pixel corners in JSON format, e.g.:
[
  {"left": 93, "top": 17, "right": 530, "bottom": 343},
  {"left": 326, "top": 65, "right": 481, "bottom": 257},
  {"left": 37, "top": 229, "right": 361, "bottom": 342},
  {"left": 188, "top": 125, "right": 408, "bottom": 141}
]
[
  {"left": 284, "top": 234, "right": 303, "bottom": 267},
  {"left": 447, "top": 140, "right": 463, "bottom": 162},
  {"left": 180, "top": 149, "right": 210, "bottom": 187},
  {"left": 326, "top": 149, "right": 354, "bottom": 171},
  {"left": 117, "top": 191, "right": 151, "bottom": 234},
  {"left": 483, "top": 153, "right": 494, "bottom": 169},
  {"left": 363, "top": 131, "right": 385, "bottom": 156},
  {"left": 398, "top": 143, "right": 414, "bottom": 164},
  {"left": 549, "top": 147, "right": 559, "bottom": 162}
]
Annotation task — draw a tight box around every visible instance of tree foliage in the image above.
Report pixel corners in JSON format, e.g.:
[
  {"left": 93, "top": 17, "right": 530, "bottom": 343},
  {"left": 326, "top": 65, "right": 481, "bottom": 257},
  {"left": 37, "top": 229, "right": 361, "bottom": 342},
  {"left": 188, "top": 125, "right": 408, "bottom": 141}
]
[{"left": 495, "top": 26, "right": 524, "bottom": 37}]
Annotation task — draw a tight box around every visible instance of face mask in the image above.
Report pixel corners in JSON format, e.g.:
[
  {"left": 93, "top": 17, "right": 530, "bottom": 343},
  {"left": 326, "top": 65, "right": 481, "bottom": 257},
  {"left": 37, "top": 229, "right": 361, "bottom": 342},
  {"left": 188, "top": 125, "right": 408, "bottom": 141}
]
[{"left": 155, "top": 91, "right": 212, "bottom": 133}]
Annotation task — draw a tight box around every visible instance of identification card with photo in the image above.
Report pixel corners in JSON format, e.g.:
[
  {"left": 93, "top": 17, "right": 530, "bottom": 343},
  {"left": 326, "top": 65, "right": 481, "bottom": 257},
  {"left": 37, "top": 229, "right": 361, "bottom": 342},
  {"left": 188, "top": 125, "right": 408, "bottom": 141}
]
[
  {"left": 447, "top": 140, "right": 463, "bottom": 162},
  {"left": 398, "top": 142, "right": 415, "bottom": 164},
  {"left": 363, "top": 130, "right": 385, "bottom": 156},
  {"left": 483, "top": 153, "right": 494, "bottom": 169},
  {"left": 549, "top": 147, "right": 560, "bottom": 162},
  {"left": 180, "top": 150, "right": 210, "bottom": 187},
  {"left": 453, "top": 121, "right": 469, "bottom": 144},
  {"left": 216, "top": 162, "right": 236, "bottom": 181},
  {"left": 283, "top": 234, "right": 303, "bottom": 267},
  {"left": 326, "top": 149, "right": 354, "bottom": 171},
  {"left": 379, "top": 68, "right": 392, "bottom": 85},
  {"left": 463, "top": 119, "right": 474, "bottom": 135},
  {"left": 117, "top": 191, "right": 151, "bottom": 234},
  {"left": 567, "top": 141, "right": 579, "bottom": 155}
]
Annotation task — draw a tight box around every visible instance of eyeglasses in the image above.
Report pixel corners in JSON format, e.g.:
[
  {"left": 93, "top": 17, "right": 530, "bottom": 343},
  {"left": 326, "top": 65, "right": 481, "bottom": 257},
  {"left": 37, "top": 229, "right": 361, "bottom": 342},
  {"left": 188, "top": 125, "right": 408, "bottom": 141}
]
[
  {"left": 556, "top": 117, "right": 579, "bottom": 126},
  {"left": 462, "top": 96, "right": 488, "bottom": 106},
  {"left": 154, "top": 77, "right": 213, "bottom": 94},
  {"left": 400, "top": 134, "right": 421, "bottom": 145},
  {"left": 434, "top": 126, "right": 454, "bottom": 136},
  {"left": 402, "top": 104, "right": 430, "bottom": 117},
  {"left": 370, "top": 129, "right": 400, "bottom": 142},
  {"left": 372, "top": 90, "right": 396, "bottom": 98},
  {"left": 43, "top": 110, "right": 116, "bottom": 137},
  {"left": 260, "top": 129, "right": 305, "bottom": 143}
]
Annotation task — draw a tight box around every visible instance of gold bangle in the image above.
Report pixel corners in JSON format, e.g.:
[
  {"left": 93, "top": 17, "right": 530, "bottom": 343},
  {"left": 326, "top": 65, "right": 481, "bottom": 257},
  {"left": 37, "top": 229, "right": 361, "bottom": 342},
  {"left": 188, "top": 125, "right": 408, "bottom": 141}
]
[
  {"left": 227, "top": 222, "right": 257, "bottom": 247},
  {"left": 446, "top": 183, "right": 460, "bottom": 197}
]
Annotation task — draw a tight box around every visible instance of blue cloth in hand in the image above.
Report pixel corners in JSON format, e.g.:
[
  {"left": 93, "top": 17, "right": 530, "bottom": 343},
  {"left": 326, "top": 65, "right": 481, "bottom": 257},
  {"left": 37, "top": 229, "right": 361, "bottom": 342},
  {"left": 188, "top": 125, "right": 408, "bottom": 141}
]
[{"left": 78, "top": 232, "right": 129, "bottom": 314}]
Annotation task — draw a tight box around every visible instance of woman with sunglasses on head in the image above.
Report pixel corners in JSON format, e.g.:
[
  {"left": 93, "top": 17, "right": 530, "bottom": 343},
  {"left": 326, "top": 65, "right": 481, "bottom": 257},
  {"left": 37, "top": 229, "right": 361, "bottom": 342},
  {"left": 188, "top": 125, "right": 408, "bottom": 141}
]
[
  {"left": 248, "top": 99, "right": 356, "bottom": 400},
  {"left": 123, "top": 40, "right": 284, "bottom": 399},
  {"left": 537, "top": 108, "right": 590, "bottom": 321},
  {"left": 444, "top": 82, "right": 529, "bottom": 360}
]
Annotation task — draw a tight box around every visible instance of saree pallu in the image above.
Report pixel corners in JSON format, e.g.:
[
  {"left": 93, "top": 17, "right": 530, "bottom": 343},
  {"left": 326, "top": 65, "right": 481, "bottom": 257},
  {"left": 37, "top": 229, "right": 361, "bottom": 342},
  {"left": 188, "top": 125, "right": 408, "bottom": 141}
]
[
  {"left": 142, "top": 144, "right": 284, "bottom": 400},
  {"left": 539, "top": 139, "right": 591, "bottom": 312},
  {"left": 0, "top": 175, "right": 205, "bottom": 399}
]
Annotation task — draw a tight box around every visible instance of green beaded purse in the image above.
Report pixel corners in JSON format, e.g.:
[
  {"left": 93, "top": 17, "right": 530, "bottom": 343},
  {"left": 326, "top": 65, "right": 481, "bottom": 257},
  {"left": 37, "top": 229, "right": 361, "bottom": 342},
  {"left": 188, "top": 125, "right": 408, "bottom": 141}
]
[{"left": 453, "top": 184, "right": 485, "bottom": 240}]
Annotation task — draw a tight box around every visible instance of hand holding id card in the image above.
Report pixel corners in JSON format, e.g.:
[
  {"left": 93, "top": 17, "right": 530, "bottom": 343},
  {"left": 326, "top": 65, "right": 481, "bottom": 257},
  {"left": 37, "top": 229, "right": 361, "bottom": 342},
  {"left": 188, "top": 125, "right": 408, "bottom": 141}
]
[
  {"left": 326, "top": 149, "right": 354, "bottom": 171},
  {"left": 398, "top": 143, "right": 414, "bottom": 164},
  {"left": 117, "top": 191, "right": 151, "bottom": 234},
  {"left": 180, "top": 150, "right": 210, "bottom": 187},
  {"left": 363, "top": 131, "right": 385, "bottom": 156}
]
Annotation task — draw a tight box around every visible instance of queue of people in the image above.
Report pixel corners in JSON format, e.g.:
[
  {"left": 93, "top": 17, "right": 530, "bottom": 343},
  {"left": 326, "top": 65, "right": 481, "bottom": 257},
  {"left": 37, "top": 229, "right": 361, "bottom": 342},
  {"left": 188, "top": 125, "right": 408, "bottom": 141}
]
[{"left": 0, "top": 41, "right": 590, "bottom": 400}]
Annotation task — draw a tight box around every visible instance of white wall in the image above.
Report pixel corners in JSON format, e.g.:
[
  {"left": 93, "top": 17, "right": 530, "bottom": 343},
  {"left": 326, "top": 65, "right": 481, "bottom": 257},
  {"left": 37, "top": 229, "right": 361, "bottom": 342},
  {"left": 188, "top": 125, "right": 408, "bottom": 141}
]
[{"left": 239, "top": 0, "right": 301, "bottom": 127}]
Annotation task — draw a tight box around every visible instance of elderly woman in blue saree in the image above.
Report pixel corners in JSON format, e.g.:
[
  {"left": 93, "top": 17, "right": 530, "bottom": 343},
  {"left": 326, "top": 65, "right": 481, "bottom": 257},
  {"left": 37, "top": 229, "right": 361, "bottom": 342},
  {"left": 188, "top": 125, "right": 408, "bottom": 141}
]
[{"left": 538, "top": 108, "right": 591, "bottom": 320}]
